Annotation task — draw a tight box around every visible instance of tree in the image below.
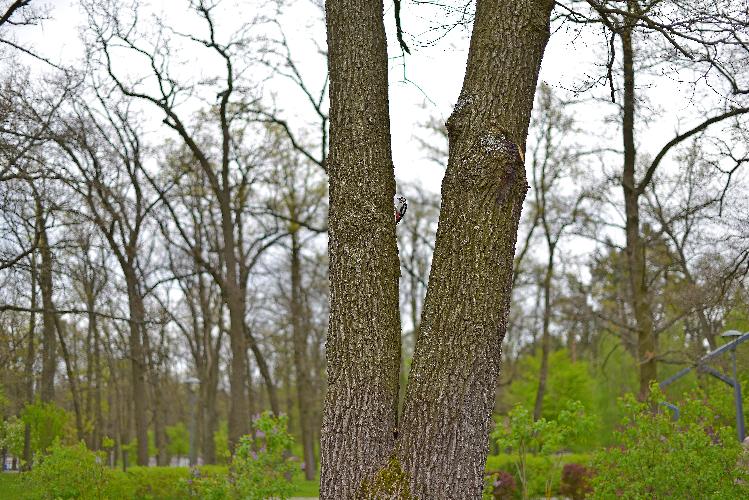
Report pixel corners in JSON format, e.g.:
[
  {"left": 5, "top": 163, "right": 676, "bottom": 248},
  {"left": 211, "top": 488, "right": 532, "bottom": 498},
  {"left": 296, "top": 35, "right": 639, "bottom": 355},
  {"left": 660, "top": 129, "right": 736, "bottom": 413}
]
[
  {"left": 51, "top": 95, "right": 158, "bottom": 465},
  {"left": 83, "top": 0, "right": 284, "bottom": 450},
  {"left": 321, "top": 0, "right": 555, "bottom": 497},
  {"left": 558, "top": 0, "right": 749, "bottom": 399},
  {"left": 526, "top": 84, "right": 588, "bottom": 420}
]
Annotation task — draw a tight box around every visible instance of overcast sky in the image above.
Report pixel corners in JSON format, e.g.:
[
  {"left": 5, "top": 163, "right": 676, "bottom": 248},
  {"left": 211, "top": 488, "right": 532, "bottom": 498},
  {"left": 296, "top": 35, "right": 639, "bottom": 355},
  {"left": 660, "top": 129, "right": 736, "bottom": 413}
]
[{"left": 7, "top": 0, "right": 738, "bottom": 227}]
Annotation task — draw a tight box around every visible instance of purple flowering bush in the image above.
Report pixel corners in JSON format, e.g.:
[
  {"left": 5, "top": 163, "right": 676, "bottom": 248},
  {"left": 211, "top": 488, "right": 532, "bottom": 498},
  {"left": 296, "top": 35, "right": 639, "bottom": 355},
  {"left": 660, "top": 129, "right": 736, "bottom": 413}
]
[
  {"left": 559, "top": 463, "right": 593, "bottom": 499},
  {"left": 490, "top": 470, "right": 518, "bottom": 499}
]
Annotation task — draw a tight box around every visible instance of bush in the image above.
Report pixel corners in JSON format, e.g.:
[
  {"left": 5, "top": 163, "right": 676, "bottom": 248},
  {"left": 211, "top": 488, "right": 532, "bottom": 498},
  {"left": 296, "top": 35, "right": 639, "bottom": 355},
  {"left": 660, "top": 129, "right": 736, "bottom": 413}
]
[
  {"left": 484, "top": 453, "right": 592, "bottom": 498},
  {"left": 186, "top": 412, "right": 299, "bottom": 499},
  {"left": 559, "top": 463, "right": 593, "bottom": 500},
  {"left": 228, "top": 413, "right": 299, "bottom": 499},
  {"left": 28, "top": 441, "right": 110, "bottom": 499},
  {"left": 21, "top": 401, "right": 73, "bottom": 458},
  {"left": 492, "top": 401, "right": 594, "bottom": 499},
  {"left": 592, "top": 385, "right": 749, "bottom": 499},
  {"left": 105, "top": 465, "right": 228, "bottom": 499},
  {"left": 488, "top": 470, "right": 517, "bottom": 499}
]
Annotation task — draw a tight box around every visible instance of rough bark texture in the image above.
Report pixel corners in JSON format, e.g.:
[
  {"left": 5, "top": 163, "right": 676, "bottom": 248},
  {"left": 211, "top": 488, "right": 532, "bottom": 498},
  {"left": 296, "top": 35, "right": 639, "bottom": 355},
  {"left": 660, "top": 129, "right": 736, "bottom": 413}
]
[
  {"left": 396, "top": 1, "right": 554, "bottom": 497},
  {"left": 320, "top": 0, "right": 402, "bottom": 495},
  {"left": 621, "top": 21, "right": 657, "bottom": 400}
]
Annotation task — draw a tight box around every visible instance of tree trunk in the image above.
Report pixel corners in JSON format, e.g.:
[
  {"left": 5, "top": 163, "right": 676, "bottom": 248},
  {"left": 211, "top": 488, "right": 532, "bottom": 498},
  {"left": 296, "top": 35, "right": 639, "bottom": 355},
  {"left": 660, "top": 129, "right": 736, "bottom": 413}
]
[
  {"left": 53, "top": 317, "right": 85, "bottom": 440},
  {"left": 244, "top": 324, "right": 279, "bottom": 416},
  {"left": 38, "top": 216, "right": 56, "bottom": 403},
  {"left": 85, "top": 289, "right": 96, "bottom": 448},
  {"left": 320, "top": 0, "right": 402, "bottom": 496},
  {"left": 533, "top": 246, "right": 554, "bottom": 420},
  {"left": 125, "top": 273, "right": 150, "bottom": 466},
  {"left": 290, "top": 230, "right": 317, "bottom": 480},
  {"left": 396, "top": 1, "right": 554, "bottom": 497},
  {"left": 93, "top": 302, "right": 103, "bottom": 450},
  {"left": 322, "top": 0, "right": 553, "bottom": 496},
  {"left": 224, "top": 284, "right": 249, "bottom": 451},
  {"left": 621, "top": 20, "right": 657, "bottom": 401},
  {"left": 23, "top": 252, "right": 37, "bottom": 468},
  {"left": 153, "top": 374, "right": 168, "bottom": 466},
  {"left": 202, "top": 374, "right": 219, "bottom": 464}
]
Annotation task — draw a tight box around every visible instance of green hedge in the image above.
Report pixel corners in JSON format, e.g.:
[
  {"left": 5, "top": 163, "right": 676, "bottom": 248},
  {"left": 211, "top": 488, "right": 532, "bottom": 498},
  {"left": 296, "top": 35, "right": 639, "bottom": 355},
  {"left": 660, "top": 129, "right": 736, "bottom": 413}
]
[{"left": 107, "top": 466, "right": 227, "bottom": 499}]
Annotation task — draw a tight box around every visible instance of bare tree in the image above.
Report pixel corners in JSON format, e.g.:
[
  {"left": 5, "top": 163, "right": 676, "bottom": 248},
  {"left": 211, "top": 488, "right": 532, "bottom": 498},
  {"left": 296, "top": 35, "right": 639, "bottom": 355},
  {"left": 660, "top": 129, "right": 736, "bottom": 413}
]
[{"left": 83, "top": 0, "right": 285, "bottom": 449}]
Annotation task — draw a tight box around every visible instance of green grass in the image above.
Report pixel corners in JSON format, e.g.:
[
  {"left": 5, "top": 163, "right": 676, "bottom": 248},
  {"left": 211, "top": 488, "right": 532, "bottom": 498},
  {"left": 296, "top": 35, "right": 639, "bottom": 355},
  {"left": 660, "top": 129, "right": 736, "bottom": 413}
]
[
  {"left": 0, "top": 467, "right": 321, "bottom": 499},
  {"left": 292, "top": 476, "right": 320, "bottom": 497},
  {"left": 0, "top": 473, "right": 26, "bottom": 498}
]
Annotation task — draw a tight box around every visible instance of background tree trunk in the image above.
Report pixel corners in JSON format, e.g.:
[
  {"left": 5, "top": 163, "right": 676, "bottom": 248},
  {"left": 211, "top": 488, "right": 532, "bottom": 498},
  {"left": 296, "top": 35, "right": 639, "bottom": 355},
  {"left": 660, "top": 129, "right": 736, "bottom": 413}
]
[
  {"left": 620, "top": 20, "right": 657, "bottom": 400},
  {"left": 37, "top": 207, "right": 56, "bottom": 403},
  {"left": 533, "top": 246, "right": 554, "bottom": 420},
  {"left": 23, "top": 252, "right": 37, "bottom": 467},
  {"left": 290, "top": 229, "right": 317, "bottom": 480}
]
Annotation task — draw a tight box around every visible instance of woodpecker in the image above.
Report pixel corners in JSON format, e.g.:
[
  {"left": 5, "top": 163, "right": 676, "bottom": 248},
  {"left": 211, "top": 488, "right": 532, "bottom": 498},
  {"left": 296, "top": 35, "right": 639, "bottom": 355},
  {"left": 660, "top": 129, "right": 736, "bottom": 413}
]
[{"left": 394, "top": 194, "right": 407, "bottom": 224}]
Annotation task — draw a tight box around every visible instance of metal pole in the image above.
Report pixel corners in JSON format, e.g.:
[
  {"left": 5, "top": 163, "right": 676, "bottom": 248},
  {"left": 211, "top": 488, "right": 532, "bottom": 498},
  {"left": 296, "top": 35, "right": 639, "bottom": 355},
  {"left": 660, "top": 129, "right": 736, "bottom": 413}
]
[
  {"left": 189, "top": 384, "right": 198, "bottom": 466},
  {"left": 732, "top": 348, "right": 745, "bottom": 442}
]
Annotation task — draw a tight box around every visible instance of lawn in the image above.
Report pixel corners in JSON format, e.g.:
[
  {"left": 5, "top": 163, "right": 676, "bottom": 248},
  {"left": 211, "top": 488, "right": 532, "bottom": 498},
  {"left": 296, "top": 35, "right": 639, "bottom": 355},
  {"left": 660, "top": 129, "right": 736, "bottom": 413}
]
[{"left": 0, "top": 468, "right": 321, "bottom": 499}]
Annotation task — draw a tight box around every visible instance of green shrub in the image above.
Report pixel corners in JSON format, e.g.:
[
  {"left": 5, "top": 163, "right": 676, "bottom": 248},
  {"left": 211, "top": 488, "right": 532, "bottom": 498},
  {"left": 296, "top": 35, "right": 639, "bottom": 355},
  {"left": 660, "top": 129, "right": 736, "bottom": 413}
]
[
  {"left": 485, "top": 453, "right": 591, "bottom": 498},
  {"left": 592, "top": 385, "right": 749, "bottom": 499},
  {"left": 182, "top": 466, "right": 229, "bottom": 499},
  {"left": 0, "top": 416, "right": 25, "bottom": 460},
  {"left": 228, "top": 412, "right": 299, "bottom": 499},
  {"left": 214, "top": 420, "right": 229, "bottom": 465},
  {"left": 492, "top": 401, "right": 594, "bottom": 499},
  {"left": 166, "top": 422, "right": 190, "bottom": 461},
  {"left": 27, "top": 441, "right": 110, "bottom": 499},
  {"left": 187, "top": 412, "right": 299, "bottom": 499},
  {"left": 102, "top": 465, "right": 229, "bottom": 499},
  {"left": 21, "top": 401, "right": 73, "bottom": 457}
]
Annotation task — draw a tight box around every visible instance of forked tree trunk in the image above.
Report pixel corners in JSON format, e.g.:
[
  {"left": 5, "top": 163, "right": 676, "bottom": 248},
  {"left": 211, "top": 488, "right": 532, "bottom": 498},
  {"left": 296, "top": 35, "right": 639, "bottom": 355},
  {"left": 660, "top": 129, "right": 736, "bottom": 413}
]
[
  {"left": 320, "top": 0, "right": 402, "bottom": 495},
  {"left": 321, "top": 0, "right": 554, "bottom": 497}
]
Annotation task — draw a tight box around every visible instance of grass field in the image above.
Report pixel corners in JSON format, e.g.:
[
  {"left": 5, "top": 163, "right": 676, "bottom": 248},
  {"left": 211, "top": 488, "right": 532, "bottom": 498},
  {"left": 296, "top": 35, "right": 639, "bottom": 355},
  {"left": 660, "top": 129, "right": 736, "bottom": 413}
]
[{"left": 0, "top": 470, "right": 321, "bottom": 499}]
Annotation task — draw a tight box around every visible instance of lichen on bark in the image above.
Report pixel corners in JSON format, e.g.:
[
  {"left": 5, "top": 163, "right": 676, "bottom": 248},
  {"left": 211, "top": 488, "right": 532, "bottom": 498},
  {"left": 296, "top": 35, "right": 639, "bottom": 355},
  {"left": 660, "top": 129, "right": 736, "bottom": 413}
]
[{"left": 359, "top": 457, "right": 414, "bottom": 500}]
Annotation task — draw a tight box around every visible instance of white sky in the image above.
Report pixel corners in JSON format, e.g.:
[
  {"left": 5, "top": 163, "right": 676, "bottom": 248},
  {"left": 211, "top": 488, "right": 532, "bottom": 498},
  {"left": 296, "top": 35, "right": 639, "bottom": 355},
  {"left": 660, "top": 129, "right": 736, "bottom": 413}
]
[{"left": 7, "top": 0, "right": 615, "bottom": 196}]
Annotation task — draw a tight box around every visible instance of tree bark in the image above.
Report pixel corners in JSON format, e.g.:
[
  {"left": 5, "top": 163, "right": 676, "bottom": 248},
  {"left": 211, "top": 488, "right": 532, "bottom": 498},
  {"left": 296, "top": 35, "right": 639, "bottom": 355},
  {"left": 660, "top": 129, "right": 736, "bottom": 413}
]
[
  {"left": 53, "top": 317, "right": 84, "bottom": 441},
  {"left": 621, "top": 18, "right": 657, "bottom": 400},
  {"left": 322, "top": 0, "right": 553, "bottom": 496},
  {"left": 320, "top": 0, "right": 402, "bottom": 495},
  {"left": 396, "top": 1, "right": 554, "bottom": 497}
]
